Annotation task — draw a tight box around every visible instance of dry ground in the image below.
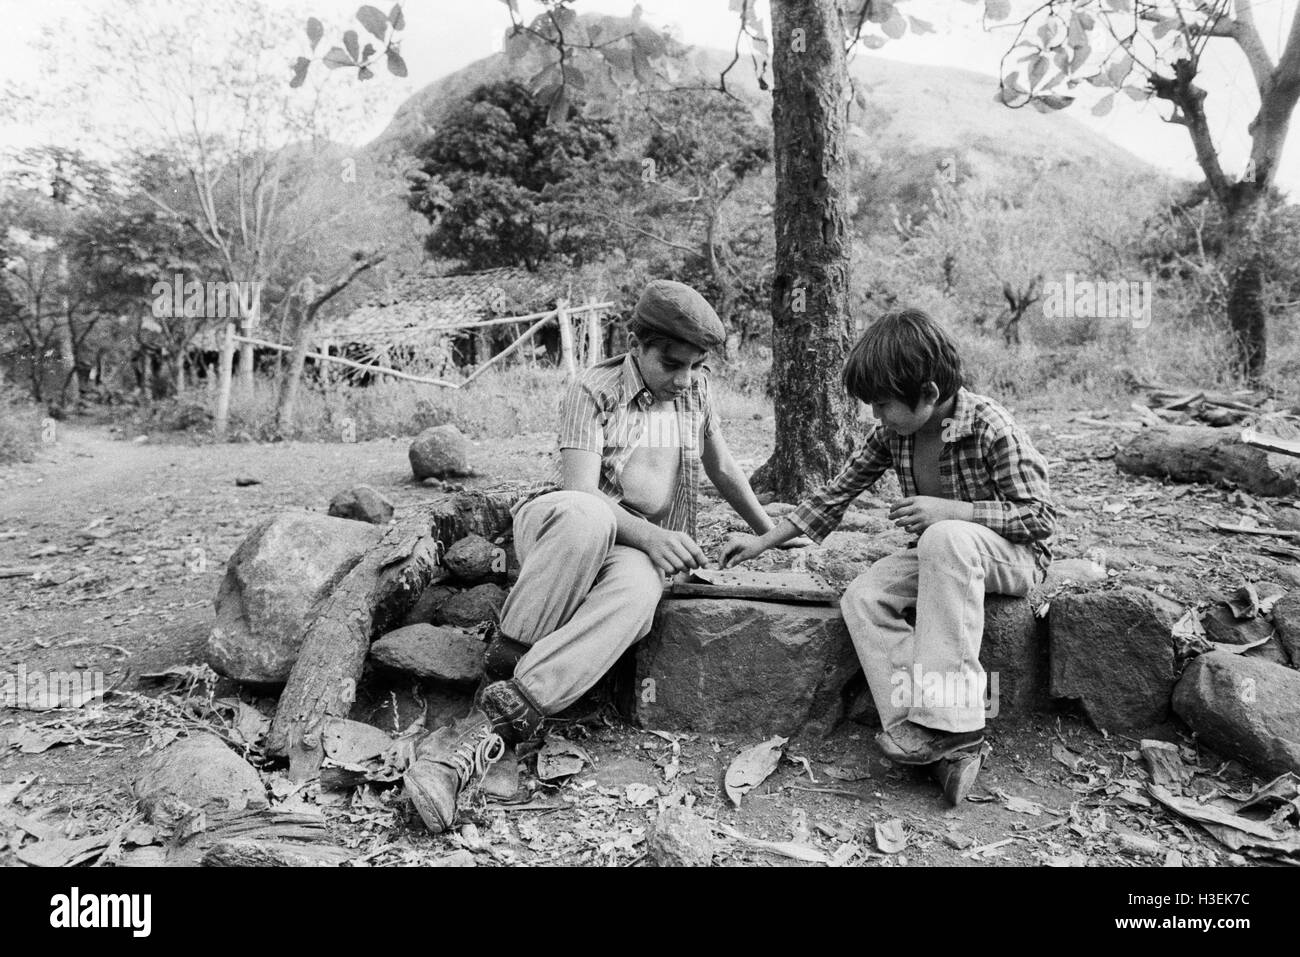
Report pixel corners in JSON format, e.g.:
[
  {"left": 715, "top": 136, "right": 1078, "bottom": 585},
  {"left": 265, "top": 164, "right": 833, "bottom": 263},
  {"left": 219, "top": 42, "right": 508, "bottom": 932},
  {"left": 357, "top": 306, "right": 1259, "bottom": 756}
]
[{"left": 1, "top": 399, "right": 1295, "bottom": 867}]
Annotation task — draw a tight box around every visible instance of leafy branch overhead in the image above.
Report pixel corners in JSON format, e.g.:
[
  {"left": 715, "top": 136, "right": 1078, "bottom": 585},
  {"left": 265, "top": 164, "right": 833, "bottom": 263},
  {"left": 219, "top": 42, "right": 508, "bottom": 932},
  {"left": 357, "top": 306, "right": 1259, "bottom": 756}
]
[{"left": 291, "top": 3, "right": 407, "bottom": 87}]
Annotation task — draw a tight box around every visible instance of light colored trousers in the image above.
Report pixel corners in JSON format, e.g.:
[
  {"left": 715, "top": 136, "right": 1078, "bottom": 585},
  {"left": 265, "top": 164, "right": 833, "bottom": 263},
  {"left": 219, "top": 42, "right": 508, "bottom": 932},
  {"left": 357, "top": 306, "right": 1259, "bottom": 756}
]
[
  {"left": 840, "top": 519, "right": 1040, "bottom": 734},
  {"left": 499, "top": 491, "right": 663, "bottom": 714}
]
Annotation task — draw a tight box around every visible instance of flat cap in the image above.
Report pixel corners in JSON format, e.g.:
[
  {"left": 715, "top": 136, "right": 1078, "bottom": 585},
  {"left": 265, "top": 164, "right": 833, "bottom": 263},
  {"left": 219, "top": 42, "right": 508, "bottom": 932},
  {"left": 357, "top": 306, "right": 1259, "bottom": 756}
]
[{"left": 633, "top": 280, "right": 726, "bottom": 350}]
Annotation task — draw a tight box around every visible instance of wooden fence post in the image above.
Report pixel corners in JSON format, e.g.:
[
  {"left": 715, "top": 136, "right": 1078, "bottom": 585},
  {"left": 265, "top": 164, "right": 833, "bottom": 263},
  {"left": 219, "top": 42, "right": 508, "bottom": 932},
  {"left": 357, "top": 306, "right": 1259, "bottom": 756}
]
[
  {"left": 214, "top": 321, "right": 236, "bottom": 439},
  {"left": 585, "top": 304, "right": 602, "bottom": 366},
  {"left": 556, "top": 299, "right": 577, "bottom": 379}
]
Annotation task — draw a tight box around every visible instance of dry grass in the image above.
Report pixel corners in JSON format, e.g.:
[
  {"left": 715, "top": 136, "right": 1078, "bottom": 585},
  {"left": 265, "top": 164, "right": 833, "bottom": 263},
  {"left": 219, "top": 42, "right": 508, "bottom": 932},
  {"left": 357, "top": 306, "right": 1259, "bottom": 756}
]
[{"left": 0, "top": 386, "right": 41, "bottom": 464}]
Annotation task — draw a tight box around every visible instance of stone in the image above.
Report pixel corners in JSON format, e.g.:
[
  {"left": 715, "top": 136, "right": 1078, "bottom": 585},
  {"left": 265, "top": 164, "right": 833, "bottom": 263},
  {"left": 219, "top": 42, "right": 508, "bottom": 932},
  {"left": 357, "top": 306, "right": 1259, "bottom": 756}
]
[
  {"left": 369, "top": 624, "right": 486, "bottom": 684},
  {"left": 401, "top": 584, "right": 459, "bottom": 627},
  {"left": 1049, "top": 588, "right": 1181, "bottom": 731},
  {"left": 1276, "top": 566, "right": 1300, "bottom": 589},
  {"left": 327, "top": 484, "right": 395, "bottom": 525},
  {"left": 409, "top": 424, "right": 472, "bottom": 480},
  {"left": 840, "top": 595, "right": 1042, "bottom": 724},
  {"left": 1243, "top": 637, "right": 1291, "bottom": 667},
  {"left": 629, "top": 598, "right": 860, "bottom": 738},
  {"left": 433, "top": 583, "right": 507, "bottom": 628},
  {"left": 207, "top": 512, "right": 383, "bottom": 684},
  {"left": 1201, "top": 603, "right": 1275, "bottom": 645},
  {"left": 1172, "top": 651, "right": 1300, "bottom": 776},
  {"left": 443, "top": 533, "right": 504, "bottom": 583},
  {"left": 1272, "top": 593, "right": 1300, "bottom": 666},
  {"left": 133, "top": 731, "right": 267, "bottom": 827},
  {"left": 648, "top": 806, "right": 714, "bottom": 867},
  {"left": 981, "top": 595, "right": 1047, "bottom": 717}
]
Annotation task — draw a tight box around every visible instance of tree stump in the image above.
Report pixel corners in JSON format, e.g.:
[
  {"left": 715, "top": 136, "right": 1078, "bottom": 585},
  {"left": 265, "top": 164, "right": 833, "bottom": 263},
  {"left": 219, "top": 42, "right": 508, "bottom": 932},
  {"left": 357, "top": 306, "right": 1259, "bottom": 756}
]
[
  {"left": 1116, "top": 425, "right": 1300, "bottom": 497},
  {"left": 266, "top": 486, "right": 523, "bottom": 779}
]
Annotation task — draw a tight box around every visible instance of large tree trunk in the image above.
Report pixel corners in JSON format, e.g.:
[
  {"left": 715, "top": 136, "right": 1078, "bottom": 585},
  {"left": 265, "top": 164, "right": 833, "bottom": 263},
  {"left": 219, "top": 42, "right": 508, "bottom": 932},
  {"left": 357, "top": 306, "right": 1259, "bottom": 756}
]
[
  {"left": 267, "top": 487, "right": 522, "bottom": 780},
  {"left": 1227, "top": 258, "right": 1266, "bottom": 382},
  {"left": 752, "top": 0, "right": 855, "bottom": 500},
  {"left": 276, "top": 314, "right": 311, "bottom": 435}
]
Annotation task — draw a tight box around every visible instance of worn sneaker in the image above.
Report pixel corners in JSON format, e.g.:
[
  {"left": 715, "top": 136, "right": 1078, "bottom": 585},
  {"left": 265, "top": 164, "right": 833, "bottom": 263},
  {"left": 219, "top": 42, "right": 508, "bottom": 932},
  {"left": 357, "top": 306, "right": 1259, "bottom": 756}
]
[
  {"left": 403, "top": 711, "right": 506, "bottom": 834},
  {"left": 930, "top": 741, "right": 990, "bottom": 807},
  {"left": 875, "top": 720, "right": 985, "bottom": 765}
]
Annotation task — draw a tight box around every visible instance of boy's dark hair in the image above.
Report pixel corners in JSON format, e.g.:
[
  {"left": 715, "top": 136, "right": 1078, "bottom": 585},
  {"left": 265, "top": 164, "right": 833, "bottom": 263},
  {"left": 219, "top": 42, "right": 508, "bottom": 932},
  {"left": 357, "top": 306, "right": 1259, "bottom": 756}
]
[
  {"left": 628, "top": 316, "right": 681, "bottom": 352},
  {"left": 842, "top": 309, "right": 964, "bottom": 408}
]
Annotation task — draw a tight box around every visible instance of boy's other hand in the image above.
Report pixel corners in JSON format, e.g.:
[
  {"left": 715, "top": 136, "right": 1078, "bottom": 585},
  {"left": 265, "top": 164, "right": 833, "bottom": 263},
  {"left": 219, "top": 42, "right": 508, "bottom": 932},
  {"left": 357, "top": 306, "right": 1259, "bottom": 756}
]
[
  {"left": 644, "top": 527, "right": 708, "bottom": 576},
  {"left": 776, "top": 535, "right": 815, "bottom": 550},
  {"left": 720, "top": 533, "right": 767, "bottom": 568},
  {"left": 888, "top": 496, "right": 975, "bottom": 535}
]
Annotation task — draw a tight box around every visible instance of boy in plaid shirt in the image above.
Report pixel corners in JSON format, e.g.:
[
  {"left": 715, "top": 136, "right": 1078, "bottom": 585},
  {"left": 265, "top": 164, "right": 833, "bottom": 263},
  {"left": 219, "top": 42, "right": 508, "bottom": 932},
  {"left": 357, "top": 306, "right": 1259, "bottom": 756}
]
[{"left": 722, "top": 309, "right": 1055, "bottom": 804}]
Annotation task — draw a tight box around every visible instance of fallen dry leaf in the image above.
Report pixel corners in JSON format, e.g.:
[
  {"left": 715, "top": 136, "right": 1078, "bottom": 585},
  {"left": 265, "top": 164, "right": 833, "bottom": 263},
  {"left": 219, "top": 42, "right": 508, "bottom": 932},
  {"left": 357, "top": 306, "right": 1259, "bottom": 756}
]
[{"left": 724, "top": 735, "right": 788, "bottom": 807}]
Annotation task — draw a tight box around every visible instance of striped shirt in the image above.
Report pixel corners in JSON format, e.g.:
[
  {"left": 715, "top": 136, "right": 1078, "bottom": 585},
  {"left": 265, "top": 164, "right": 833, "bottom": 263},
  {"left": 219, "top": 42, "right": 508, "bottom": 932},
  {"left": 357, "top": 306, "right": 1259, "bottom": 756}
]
[
  {"left": 787, "top": 388, "right": 1056, "bottom": 576},
  {"left": 516, "top": 353, "right": 719, "bottom": 538}
]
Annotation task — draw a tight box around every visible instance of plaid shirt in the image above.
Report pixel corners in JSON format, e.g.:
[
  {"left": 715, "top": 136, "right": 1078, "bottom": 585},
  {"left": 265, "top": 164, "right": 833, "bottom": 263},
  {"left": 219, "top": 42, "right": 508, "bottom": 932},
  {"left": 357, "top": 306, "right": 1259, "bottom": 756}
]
[
  {"left": 788, "top": 388, "right": 1055, "bottom": 576},
  {"left": 516, "top": 353, "right": 719, "bottom": 538}
]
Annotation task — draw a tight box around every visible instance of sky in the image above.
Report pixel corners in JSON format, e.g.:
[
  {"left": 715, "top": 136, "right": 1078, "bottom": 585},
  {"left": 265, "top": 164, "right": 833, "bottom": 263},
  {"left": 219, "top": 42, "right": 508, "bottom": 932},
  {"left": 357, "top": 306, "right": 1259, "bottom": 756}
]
[{"left": 2, "top": 0, "right": 1298, "bottom": 196}]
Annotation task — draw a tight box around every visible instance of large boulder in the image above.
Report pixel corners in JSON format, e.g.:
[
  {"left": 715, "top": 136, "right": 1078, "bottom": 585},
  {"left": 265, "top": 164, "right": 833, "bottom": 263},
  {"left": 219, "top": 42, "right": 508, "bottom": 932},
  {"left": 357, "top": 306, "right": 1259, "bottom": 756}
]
[
  {"left": 627, "top": 598, "right": 859, "bottom": 738},
  {"left": 434, "top": 583, "right": 508, "bottom": 627},
  {"left": 207, "top": 512, "right": 382, "bottom": 684},
  {"left": 1049, "top": 587, "right": 1181, "bottom": 731},
  {"left": 1172, "top": 651, "right": 1300, "bottom": 776},
  {"left": 409, "top": 424, "right": 472, "bottom": 480},
  {"left": 133, "top": 732, "right": 267, "bottom": 827},
  {"left": 842, "top": 595, "right": 1043, "bottom": 726},
  {"left": 1272, "top": 593, "right": 1300, "bottom": 666},
  {"left": 327, "top": 484, "right": 394, "bottom": 525},
  {"left": 369, "top": 624, "right": 486, "bottom": 685}
]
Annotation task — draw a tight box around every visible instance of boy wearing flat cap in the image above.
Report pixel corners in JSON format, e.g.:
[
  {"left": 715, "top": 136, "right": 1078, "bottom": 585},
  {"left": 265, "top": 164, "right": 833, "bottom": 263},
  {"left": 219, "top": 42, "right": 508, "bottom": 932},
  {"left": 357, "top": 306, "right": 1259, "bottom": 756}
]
[{"left": 405, "top": 279, "right": 776, "bottom": 833}]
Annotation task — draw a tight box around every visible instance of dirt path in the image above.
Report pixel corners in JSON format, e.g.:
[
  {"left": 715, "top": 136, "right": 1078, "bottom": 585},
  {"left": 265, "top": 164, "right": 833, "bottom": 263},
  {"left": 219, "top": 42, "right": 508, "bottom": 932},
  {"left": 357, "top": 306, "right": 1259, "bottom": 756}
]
[{"left": 0, "top": 413, "right": 1289, "bottom": 866}]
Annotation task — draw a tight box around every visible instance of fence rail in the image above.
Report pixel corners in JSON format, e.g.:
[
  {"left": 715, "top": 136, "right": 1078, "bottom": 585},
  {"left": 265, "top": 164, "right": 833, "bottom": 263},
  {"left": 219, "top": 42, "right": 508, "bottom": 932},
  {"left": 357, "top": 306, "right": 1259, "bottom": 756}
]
[{"left": 213, "top": 300, "right": 613, "bottom": 438}]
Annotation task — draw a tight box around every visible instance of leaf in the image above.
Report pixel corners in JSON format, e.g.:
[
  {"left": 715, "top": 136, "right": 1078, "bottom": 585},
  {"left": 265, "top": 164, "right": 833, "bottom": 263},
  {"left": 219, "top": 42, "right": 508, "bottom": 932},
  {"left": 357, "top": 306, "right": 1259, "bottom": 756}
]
[
  {"left": 343, "top": 29, "right": 360, "bottom": 61},
  {"left": 386, "top": 48, "right": 407, "bottom": 77},
  {"left": 14, "top": 724, "right": 78, "bottom": 753},
  {"left": 322, "top": 718, "right": 392, "bottom": 766},
  {"left": 907, "top": 16, "right": 935, "bottom": 35},
  {"left": 323, "top": 46, "right": 355, "bottom": 69},
  {"left": 1051, "top": 742, "right": 1083, "bottom": 772},
  {"left": 1002, "top": 794, "right": 1044, "bottom": 816},
  {"left": 874, "top": 818, "right": 907, "bottom": 853},
  {"left": 536, "top": 736, "right": 590, "bottom": 781},
  {"left": 1029, "top": 55, "right": 1049, "bottom": 90},
  {"left": 867, "top": 1, "right": 894, "bottom": 24},
  {"left": 290, "top": 56, "right": 311, "bottom": 89},
  {"left": 1227, "top": 584, "right": 1261, "bottom": 619},
  {"left": 1033, "top": 94, "right": 1074, "bottom": 111},
  {"left": 362, "top": 43, "right": 375, "bottom": 61},
  {"left": 390, "top": 4, "right": 405, "bottom": 30},
  {"left": 725, "top": 735, "right": 788, "bottom": 807},
  {"left": 562, "top": 65, "right": 586, "bottom": 89},
  {"left": 882, "top": 10, "right": 907, "bottom": 40},
  {"left": 306, "top": 17, "right": 324, "bottom": 50},
  {"left": 624, "top": 783, "right": 656, "bottom": 807},
  {"left": 984, "top": 0, "right": 1011, "bottom": 22},
  {"left": 1141, "top": 739, "right": 1194, "bottom": 790},
  {"left": 1091, "top": 92, "right": 1115, "bottom": 116},
  {"left": 356, "top": 4, "right": 389, "bottom": 40}
]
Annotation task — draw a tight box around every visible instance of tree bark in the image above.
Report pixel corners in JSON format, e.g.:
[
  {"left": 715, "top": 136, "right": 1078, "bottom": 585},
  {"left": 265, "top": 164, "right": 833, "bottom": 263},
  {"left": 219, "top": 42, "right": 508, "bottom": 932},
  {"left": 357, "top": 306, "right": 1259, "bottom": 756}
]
[
  {"left": 752, "top": 0, "right": 855, "bottom": 500},
  {"left": 266, "top": 487, "right": 523, "bottom": 779}
]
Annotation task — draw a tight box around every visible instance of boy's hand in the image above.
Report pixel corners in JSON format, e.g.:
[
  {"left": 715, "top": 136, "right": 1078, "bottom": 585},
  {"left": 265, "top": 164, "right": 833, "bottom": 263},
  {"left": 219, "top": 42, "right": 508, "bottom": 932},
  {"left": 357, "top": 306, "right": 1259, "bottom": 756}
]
[
  {"left": 776, "top": 535, "right": 815, "bottom": 550},
  {"left": 642, "top": 526, "right": 708, "bottom": 576},
  {"left": 720, "top": 533, "right": 767, "bottom": 568},
  {"left": 888, "top": 496, "right": 975, "bottom": 535}
]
